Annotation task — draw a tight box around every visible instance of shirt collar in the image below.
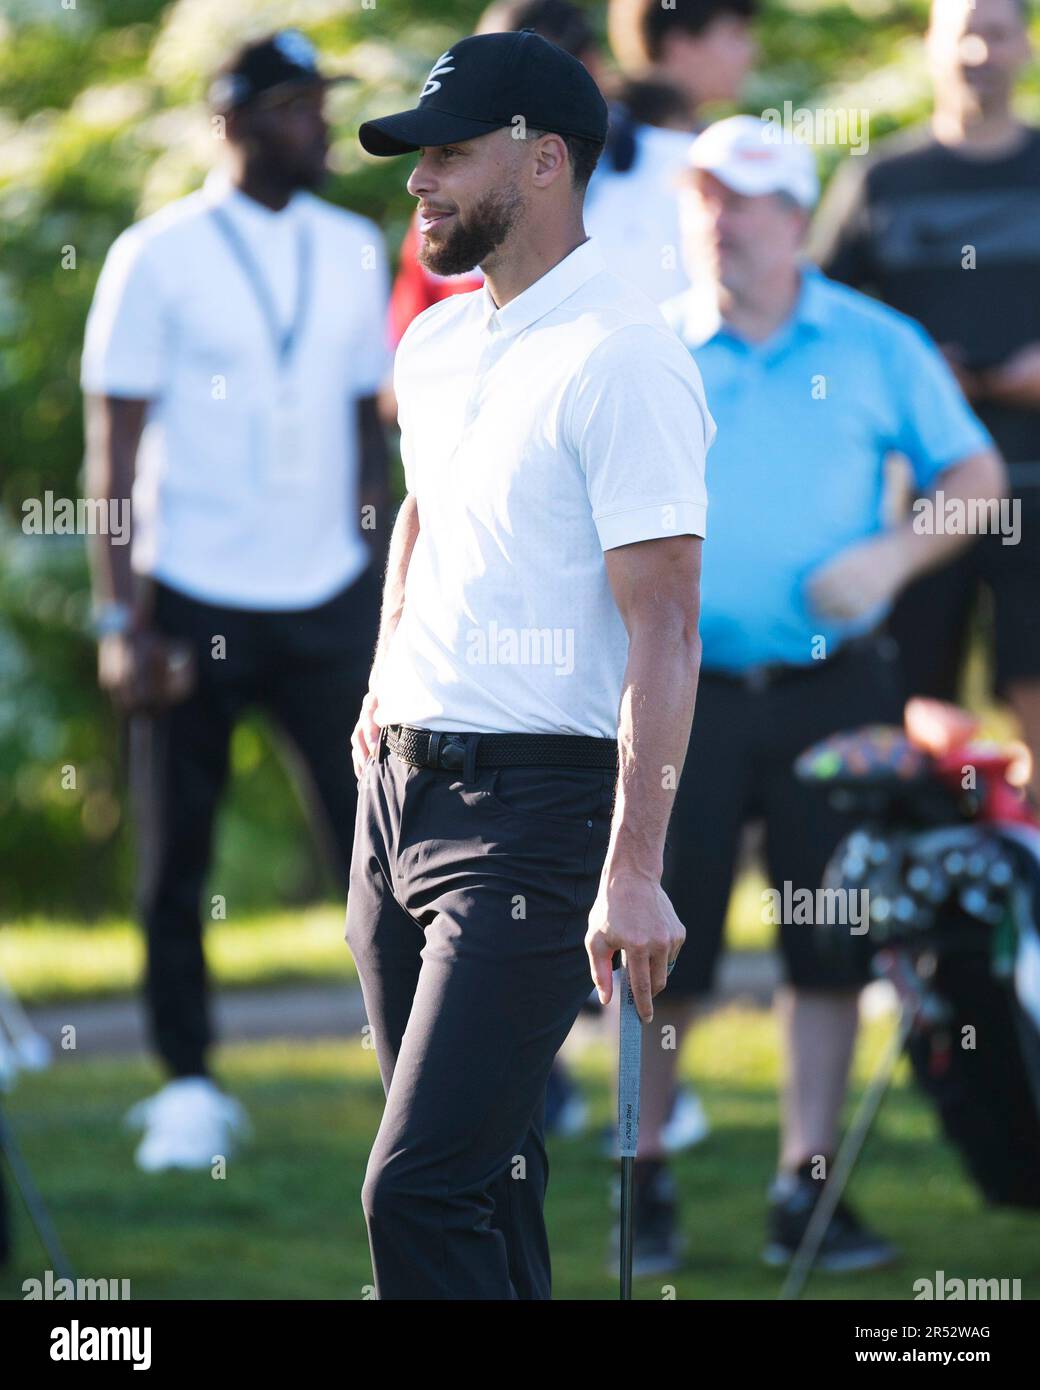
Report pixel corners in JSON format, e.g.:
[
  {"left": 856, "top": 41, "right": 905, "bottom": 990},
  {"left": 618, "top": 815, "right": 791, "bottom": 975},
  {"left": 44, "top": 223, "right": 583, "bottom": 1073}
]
[
  {"left": 672, "top": 261, "right": 832, "bottom": 350},
  {"left": 480, "top": 237, "right": 607, "bottom": 338},
  {"left": 202, "top": 167, "right": 302, "bottom": 223},
  {"left": 793, "top": 265, "right": 832, "bottom": 335}
]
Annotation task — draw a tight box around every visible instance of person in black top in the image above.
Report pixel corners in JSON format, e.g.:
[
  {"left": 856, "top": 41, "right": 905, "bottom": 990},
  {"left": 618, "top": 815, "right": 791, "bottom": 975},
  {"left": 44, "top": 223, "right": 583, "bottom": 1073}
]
[{"left": 811, "top": 0, "right": 1040, "bottom": 798}]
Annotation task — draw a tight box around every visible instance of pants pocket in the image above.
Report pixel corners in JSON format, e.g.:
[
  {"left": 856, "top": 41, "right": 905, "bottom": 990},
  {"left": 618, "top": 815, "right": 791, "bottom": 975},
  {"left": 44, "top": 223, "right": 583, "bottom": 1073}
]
[{"left": 479, "top": 765, "right": 611, "bottom": 834}]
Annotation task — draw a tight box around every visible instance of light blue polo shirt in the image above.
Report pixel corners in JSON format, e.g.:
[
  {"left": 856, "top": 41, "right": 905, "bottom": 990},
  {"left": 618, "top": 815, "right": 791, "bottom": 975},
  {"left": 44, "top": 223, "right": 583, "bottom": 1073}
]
[{"left": 661, "top": 266, "right": 994, "bottom": 673}]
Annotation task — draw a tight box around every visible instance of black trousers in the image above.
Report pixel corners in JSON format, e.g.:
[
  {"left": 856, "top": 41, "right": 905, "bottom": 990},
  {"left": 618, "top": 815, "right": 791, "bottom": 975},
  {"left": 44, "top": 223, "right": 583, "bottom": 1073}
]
[
  {"left": 132, "top": 565, "right": 379, "bottom": 1079},
  {"left": 346, "top": 738, "right": 615, "bottom": 1300},
  {"left": 663, "top": 636, "right": 905, "bottom": 996}
]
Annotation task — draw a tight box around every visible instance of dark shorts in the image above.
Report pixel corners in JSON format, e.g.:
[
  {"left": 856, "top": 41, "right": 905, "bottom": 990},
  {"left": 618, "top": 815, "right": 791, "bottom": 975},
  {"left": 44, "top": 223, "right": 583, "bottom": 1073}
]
[
  {"left": 662, "top": 637, "right": 904, "bottom": 997},
  {"left": 345, "top": 738, "right": 614, "bottom": 1299},
  {"left": 887, "top": 486, "right": 1040, "bottom": 701}
]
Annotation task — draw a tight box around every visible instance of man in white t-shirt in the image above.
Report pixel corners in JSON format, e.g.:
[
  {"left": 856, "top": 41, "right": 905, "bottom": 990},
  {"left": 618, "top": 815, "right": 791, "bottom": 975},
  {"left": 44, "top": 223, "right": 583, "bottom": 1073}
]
[
  {"left": 347, "top": 30, "right": 714, "bottom": 1299},
  {"left": 81, "top": 31, "right": 392, "bottom": 1172},
  {"left": 588, "top": 0, "right": 759, "bottom": 302}
]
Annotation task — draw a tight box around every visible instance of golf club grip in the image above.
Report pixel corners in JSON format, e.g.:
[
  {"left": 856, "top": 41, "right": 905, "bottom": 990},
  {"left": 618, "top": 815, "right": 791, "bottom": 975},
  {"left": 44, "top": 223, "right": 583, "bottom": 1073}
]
[{"left": 617, "top": 965, "right": 643, "bottom": 1158}]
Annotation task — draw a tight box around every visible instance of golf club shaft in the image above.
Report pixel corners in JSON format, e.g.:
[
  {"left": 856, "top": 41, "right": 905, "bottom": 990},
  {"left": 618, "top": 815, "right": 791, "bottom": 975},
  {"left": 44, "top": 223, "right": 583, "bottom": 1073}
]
[
  {"left": 0, "top": 1107, "right": 76, "bottom": 1282},
  {"left": 618, "top": 963, "right": 643, "bottom": 1300},
  {"left": 620, "top": 1157, "right": 634, "bottom": 1300}
]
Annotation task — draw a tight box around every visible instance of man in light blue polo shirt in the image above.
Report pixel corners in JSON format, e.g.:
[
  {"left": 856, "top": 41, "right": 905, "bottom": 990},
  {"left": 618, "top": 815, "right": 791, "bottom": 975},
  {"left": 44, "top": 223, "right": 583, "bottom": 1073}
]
[{"left": 626, "top": 115, "right": 1006, "bottom": 1276}]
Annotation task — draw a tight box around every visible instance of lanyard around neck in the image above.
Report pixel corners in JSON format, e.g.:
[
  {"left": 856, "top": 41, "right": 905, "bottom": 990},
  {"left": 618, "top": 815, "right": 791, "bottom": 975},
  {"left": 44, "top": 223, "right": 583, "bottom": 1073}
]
[{"left": 209, "top": 203, "right": 313, "bottom": 372}]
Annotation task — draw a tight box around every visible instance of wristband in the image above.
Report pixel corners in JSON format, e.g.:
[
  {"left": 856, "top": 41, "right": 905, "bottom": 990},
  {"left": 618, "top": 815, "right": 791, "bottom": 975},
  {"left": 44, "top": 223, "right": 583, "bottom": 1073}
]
[{"left": 92, "top": 600, "right": 134, "bottom": 638}]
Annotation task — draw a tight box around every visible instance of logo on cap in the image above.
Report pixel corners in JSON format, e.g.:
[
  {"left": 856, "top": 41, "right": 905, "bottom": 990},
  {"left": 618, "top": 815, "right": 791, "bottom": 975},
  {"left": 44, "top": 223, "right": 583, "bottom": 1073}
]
[
  {"left": 421, "top": 51, "right": 455, "bottom": 99},
  {"left": 274, "top": 29, "right": 317, "bottom": 71}
]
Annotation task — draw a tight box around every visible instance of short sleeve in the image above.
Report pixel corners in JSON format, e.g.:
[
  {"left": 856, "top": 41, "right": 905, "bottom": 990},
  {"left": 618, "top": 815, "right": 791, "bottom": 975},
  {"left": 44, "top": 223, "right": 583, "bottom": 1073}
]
[
  {"left": 568, "top": 323, "right": 713, "bottom": 550},
  {"left": 809, "top": 158, "right": 875, "bottom": 291},
  {"left": 351, "top": 226, "right": 393, "bottom": 397},
  {"left": 885, "top": 316, "right": 994, "bottom": 489},
  {"left": 80, "top": 229, "right": 166, "bottom": 398}
]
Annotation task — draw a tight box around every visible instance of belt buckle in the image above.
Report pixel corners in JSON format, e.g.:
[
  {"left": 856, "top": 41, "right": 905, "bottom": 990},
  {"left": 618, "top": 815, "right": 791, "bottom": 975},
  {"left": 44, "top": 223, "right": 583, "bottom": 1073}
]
[{"left": 434, "top": 734, "right": 466, "bottom": 771}]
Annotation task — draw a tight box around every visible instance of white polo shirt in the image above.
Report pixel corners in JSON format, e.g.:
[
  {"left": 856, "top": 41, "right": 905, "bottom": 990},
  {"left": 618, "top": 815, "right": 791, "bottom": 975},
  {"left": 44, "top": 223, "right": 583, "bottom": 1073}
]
[
  {"left": 376, "top": 236, "right": 714, "bottom": 738},
  {"left": 81, "top": 170, "right": 391, "bottom": 609}
]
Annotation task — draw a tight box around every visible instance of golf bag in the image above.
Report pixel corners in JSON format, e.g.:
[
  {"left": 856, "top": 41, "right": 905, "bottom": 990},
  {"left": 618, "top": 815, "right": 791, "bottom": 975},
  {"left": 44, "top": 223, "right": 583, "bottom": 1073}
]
[{"left": 796, "top": 699, "right": 1040, "bottom": 1209}]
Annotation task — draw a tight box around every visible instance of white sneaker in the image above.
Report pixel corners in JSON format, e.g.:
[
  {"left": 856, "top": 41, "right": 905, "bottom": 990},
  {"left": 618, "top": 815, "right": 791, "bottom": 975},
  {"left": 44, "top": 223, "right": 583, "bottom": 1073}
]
[
  {"left": 660, "top": 1087, "right": 711, "bottom": 1154},
  {"left": 125, "top": 1078, "right": 251, "bottom": 1173},
  {"left": 552, "top": 1091, "right": 590, "bottom": 1139}
]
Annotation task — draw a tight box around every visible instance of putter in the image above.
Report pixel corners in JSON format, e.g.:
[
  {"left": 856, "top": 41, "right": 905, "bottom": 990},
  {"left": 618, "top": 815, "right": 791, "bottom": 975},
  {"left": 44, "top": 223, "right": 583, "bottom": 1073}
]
[{"left": 617, "top": 960, "right": 643, "bottom": 1300}]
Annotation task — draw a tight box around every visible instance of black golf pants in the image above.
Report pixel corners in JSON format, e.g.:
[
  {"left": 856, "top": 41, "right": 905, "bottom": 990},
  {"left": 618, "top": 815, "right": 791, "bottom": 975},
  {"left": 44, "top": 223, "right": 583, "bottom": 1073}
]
[{"left": 346, "top": 736, "right": 615, "bottom": 1299}]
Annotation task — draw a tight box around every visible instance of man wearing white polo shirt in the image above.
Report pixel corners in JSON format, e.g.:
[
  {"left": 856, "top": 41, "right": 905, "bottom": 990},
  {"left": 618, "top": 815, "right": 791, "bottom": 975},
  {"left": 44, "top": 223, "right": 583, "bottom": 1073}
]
[
  {"left": 347, "top": 30, "right": 713, "bottom": 1300},
  {"left": 81, "top": 32, "right": 391, "bottom": 1171}
]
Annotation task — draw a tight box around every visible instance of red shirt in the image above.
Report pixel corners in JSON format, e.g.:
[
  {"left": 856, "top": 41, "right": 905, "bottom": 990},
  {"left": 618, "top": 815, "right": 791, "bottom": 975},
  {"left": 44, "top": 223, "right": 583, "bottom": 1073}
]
[{"left": 388, "top": 212, "right": 484, "bottom": 347}]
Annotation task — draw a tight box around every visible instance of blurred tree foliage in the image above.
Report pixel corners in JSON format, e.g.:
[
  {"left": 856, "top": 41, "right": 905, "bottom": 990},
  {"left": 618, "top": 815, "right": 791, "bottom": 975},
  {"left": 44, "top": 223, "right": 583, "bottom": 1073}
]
[{"left": 1, "top": 0, "right": 1037, "bottom": 917}]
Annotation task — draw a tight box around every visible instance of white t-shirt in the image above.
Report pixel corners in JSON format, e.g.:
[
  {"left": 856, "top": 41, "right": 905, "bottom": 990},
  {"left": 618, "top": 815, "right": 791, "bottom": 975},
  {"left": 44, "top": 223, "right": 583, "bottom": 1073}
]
[
  {"left": 376, "top": 236, "right": 714, "bottom": 739},
  {"left": 81, "top": 170, "right": 391, "bottom": 609},
  {"left": 584, "top": 124, "right": 694, "bottom": 305}
]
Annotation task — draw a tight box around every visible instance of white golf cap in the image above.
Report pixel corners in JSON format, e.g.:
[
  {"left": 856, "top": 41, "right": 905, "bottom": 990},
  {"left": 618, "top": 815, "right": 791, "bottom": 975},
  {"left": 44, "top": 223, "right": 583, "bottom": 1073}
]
[{"left": 687, "top": 115, "right": 820, "bottom": 208}]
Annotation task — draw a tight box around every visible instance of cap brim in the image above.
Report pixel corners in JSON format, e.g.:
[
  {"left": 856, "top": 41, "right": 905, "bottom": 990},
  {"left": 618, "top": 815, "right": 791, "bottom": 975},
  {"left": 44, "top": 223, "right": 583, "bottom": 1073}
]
[
  {"left": 692, "top": 161, "right": 811, "bottom": 204},
  {"left": 358, "top": 106, "right": 506, "bottom": 156},
  {"left": 689, "top": 155, "right": 816, "bottom": 207},
  {"left": 689, "top": 159, "right": 770, "bottom": 198},
  {"left": 218, "top": 73, "right": 358, "bottom": 113}
]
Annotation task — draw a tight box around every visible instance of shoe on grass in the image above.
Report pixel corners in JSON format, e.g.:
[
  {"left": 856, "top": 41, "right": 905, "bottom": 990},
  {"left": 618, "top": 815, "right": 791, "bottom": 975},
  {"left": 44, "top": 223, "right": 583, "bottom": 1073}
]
[
  {"left": 601, "top": 1084, "right": 710, "bottom": 1158},
  {"left": 543, "top": 1064, "right": 589, "bottom": 1139},
  {"left": 607, "top": 1161, "right": 687, "bottom": 1278},
  {"left": 125, "top": 1078, "right": 251, "bottom": 1173},
  {"left": 762, "top": 1165, "right": 899, "bottom": 1272},
  {"left": 660, "top": 1086, "right": 711, "bottom": 1154}
]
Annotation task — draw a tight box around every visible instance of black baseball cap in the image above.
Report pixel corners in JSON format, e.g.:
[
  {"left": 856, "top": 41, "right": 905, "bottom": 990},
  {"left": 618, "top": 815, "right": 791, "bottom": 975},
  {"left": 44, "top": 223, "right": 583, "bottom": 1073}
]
[
  {"left": 209, "top": 30, "right": 355, "bottom": 113},
  {"left": 358, "top": 29, "right": 608, "bottom": 157}
]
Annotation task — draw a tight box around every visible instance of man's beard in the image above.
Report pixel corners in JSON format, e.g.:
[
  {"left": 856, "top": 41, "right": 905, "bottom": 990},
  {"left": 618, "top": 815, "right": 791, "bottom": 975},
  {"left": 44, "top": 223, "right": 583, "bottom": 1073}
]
[{"left": 418, "top": 184, "right": 524, "bottom": 277}]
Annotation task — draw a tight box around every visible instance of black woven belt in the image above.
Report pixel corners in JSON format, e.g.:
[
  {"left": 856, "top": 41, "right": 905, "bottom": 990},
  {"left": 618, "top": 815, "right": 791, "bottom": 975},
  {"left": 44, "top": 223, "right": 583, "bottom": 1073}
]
[{"left": 383, "top": 723, "right": 618, "bottom": 771}]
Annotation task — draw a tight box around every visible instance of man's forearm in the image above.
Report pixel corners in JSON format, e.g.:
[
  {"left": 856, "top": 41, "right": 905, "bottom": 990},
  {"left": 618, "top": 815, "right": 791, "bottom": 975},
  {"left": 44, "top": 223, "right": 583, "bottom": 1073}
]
[
  {"left": 605, "top": 622, "right": 701, "bottom": 883},
  {"left": 978, "top": 343, "right": 1040, "bottom": 409},
  {"left": 84, "top": 394, "right": 147, "bottom": 611},
  {"left": 891, "top": 448, "right": 1008, "bottom": 587},
  {"left": 369, "top": 493, "right": 420, "bottom": 692}
]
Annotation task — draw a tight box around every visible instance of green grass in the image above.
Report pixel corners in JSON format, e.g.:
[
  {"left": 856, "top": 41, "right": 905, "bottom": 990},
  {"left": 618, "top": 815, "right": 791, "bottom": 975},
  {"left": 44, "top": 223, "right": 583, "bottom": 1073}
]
[
  {"left": 0, "top": 880, "right": 775, "bottom": 1006},
  {"left": 3, "top": 1006, "right": 1037, "bottom": 1301},
  {"left": 0, "top": 906, "right": 357, "bottom": 1005}
]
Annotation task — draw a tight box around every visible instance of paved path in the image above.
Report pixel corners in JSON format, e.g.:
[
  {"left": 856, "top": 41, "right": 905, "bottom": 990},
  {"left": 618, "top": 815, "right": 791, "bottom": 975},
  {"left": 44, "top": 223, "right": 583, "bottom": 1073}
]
[{"left": 22, "top": 952, "right": 895, "bottom": 1062}]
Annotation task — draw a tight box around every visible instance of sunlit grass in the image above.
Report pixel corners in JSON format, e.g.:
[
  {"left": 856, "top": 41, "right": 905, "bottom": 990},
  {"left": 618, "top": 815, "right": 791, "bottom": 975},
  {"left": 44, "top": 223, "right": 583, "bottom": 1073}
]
[
  {"left": 0, "top": 882, "right": 774, "bottom": 1005},
  {"left": 3, "top": 1007, "right": 1037, "bottom": 1301},
  {"left": 0, "top": 906, "right": 355, "bottom": 1005}
]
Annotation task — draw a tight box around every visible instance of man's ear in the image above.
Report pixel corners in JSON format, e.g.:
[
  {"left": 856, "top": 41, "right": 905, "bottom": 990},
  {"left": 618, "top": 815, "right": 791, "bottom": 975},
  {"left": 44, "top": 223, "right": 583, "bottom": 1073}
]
[
  {"left": 224, "top": 107, "right": 247, "bottom": 145},
  {"left": 532, "top": 132, "right": 569, "bottom": 188}
]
